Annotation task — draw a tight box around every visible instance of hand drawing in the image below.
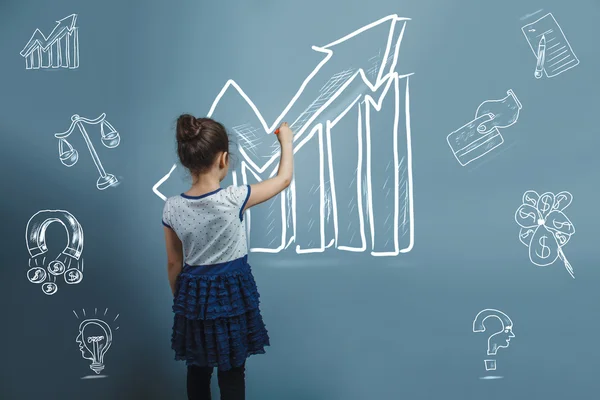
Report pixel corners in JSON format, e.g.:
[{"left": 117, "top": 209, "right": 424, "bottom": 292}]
[
  {"left": 74, "top": 308, "right": 119, "bottom": 379},
  {"left": 26, "top": 209, "right": 84, "bottom": 295},
  {"left": 447, "top": 89, "right": 522, "bottom": 166},
  {"left": 522, "top": 13, "right": 579, "bottom": 78},
  {"left": 154, "top": 14, "right": 415, "bottom": 257},
  {"left": 473, "top": 309, "right": 515, "bottom": 373},
  {"left": 20, "top": 14, "right": 79, "bottom": 70},
  {"left": 515, "top": 190, "right": 576, "bottom": 278},
  {"left": 55, "top": 113, "right": 121, "bottom": 190}
]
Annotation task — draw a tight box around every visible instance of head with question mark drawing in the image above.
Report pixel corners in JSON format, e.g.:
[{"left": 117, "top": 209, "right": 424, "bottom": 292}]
[{"left": 473, "top": 309, "right": 515, "bottom": 355}]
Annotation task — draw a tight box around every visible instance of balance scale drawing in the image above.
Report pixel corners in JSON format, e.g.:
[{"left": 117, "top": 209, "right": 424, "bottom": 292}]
[
  {"left": 55, "top": 113, "right": 121, "bottom": 190},
  {"left": 154, "top": 14, "right": 415, "bottom": 257}
]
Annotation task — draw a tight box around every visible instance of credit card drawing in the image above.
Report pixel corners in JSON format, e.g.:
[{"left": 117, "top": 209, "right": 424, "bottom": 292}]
[
  {"left": 447, "top": 90, "right": 522, "bottom": 167},
  {"left": 447, "top": 114, "right": 504, "bottom": 167}
]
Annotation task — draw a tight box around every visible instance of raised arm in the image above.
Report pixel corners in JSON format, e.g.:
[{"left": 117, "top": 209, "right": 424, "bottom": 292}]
[{"left": 244, "top": 122, "right": 294, "bottom": 210}]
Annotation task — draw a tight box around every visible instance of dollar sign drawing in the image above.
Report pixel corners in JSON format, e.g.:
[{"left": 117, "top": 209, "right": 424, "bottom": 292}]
[
  {"left": 555, "top": 233, "right": 568, "bottom": 246},
  {"left": 69, "top": 271, "right": 78, "bottom": 281},
  {"left": 536, "top": 235, "right": 551, "bottom": 259},
  {"left": 553, "top": 220, "right": 572, "bottom": 230},
  {"left": 524, "top": 193, "right": 537, "bottom": 205},
  {"left": 539, "top": 197, "right": 552, "bottom": 213},
  {"left": 33, "top": 270, "right": 42, "bottom": 280},
  {"left": 518, "top": 208, "right": 536, "bottom": 221}
]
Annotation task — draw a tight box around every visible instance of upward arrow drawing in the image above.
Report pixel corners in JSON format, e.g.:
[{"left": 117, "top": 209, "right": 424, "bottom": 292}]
[
  {"left": 20, "top": 14, "right": 78, "bottom": 56},
  {"left": 153, "top": 14, "right": 410, "bottom": 200}
]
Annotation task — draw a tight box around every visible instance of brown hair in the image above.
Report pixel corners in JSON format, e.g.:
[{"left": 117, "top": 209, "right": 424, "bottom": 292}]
[{"left": 176, "top": 114, "right": 230, "bottom": 174}]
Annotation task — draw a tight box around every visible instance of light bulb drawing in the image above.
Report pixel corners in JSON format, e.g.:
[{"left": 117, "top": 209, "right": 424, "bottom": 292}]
[
  {"left": 26, "top": 209, "right": 84, "bottom": 295},
  {"left": 54, "top": 113, "right": 121, "bottom": 190},
  {"left": 73, "top": 308, "right": 119, "bottom": 379}
]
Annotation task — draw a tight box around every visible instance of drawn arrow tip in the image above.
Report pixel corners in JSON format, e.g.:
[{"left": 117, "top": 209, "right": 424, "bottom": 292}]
[{"left": 56, "top": 14, "right": 78, "bottom": 27}]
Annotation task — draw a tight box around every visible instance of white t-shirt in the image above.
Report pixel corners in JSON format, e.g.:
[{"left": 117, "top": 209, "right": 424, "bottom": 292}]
[{"left": 162, "top": 185, "right": 251, "bottom": 266}]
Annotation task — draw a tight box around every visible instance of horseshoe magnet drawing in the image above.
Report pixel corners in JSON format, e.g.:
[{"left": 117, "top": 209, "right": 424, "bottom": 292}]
[{"left": 25, "top": 209, "right": 84, "bottom": 295}]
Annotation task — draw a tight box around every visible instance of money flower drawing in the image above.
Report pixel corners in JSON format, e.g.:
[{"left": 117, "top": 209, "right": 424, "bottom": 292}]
[{"left": 514, "top": 190, "right": 576, "bottom": 278}]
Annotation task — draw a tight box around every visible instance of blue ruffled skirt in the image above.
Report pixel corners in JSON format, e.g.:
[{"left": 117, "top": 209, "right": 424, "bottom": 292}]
[{"left": 171, "top": 255, "right": 270, "bottom": 371}]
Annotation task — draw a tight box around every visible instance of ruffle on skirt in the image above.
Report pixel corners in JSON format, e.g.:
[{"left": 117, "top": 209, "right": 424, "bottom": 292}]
[
  {"left": 173, "top": 255, "right": 262, "bottom": 320},
  {"left": 171, "top": 255, "right": 270, "bottom": 371},
  {"left": 171, "top": 309, "right": 269, "bottom": 371}
]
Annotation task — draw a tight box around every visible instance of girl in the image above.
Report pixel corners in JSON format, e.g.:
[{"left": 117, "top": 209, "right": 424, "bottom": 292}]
[{"left": 162, "top": 115, "right": 294, "bottom": 400}]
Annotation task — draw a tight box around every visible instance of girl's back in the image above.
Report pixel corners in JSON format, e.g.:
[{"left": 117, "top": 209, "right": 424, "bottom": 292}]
[
  {"left": 163, "top": 185, "right": 250, "bottom": 266},
  {"left": 163, "top": 115, "right": 293, "bottom": 399}
]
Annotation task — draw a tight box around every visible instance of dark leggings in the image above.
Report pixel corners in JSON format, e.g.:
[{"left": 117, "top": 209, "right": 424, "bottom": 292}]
[{"left": 187, "top": 363, "right": 246, "bottom": 400}]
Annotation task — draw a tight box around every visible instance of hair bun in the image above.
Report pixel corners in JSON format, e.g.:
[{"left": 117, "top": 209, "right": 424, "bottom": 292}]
[
  {"left": 175, "top": 115, "right": 230, "bottom": 174},
  {"left": 176, "top": 114, "right": 203, "bottom": 142}
]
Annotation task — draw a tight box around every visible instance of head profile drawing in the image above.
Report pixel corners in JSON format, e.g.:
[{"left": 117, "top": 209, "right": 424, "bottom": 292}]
[
  {"left": 473, "top": 309, "right": 515, "bottom": 355},
  {"left": 76, "top": 318, "right": 113, "bottom": 374}
]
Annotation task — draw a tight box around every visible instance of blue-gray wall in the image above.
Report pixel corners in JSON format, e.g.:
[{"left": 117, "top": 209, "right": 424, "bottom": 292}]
[{"left": 1, "top": 0, "right": 598, "bottom": 399}]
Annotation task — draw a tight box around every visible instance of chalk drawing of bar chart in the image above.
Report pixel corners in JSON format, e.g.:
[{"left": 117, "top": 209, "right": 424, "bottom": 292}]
[
  {"left": 153, "top": 14, "right": 415, "bottom": 257},
  {"left": 20, "top": 14, "right": 79, "bottom": 70}
]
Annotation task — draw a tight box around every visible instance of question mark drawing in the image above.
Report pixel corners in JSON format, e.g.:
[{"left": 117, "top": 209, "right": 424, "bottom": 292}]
[
  {"left": 25, "top": 209, "right": 84, "bottom": 295},
  {"left": 472, "top": 309, "right": 515, "bottom": 373}
]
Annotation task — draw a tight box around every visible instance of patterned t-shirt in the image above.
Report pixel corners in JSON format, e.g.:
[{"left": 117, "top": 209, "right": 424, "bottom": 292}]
[{"left": 162, "top": 185, "right": 251, "bottom": 266}]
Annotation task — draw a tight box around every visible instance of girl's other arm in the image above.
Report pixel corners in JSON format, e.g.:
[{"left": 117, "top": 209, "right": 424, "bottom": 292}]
[
  {"left": 164, "top": 226, "right": 183, "bottom": 296},
  {"left": 244, "top": 122, "right": 294, "bottom": 210}
]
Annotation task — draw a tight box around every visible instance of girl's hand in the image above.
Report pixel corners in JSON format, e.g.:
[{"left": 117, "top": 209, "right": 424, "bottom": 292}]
[
  {"left": 276, "top": 122, "right": 293, "bottom": 145},
  {"left": 244, "top": 122, "right": 294, "bottom": 211}
]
